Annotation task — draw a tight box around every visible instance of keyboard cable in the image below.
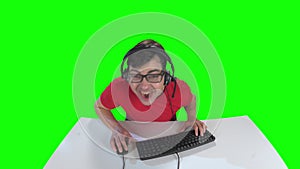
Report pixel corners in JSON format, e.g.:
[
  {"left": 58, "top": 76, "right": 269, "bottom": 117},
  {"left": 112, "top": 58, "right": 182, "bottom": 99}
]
[
  {"left": 122, "top": 155, "right": 126, "bottom": 169},
  {"left": 175, "top": 152, "right": 180, "bottom": 169}
]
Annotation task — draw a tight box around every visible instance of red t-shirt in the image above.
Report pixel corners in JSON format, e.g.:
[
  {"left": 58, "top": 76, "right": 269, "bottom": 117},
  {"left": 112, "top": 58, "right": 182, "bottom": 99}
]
[{"left": 99, "top": 77, "right": 193, "bottom": 122}]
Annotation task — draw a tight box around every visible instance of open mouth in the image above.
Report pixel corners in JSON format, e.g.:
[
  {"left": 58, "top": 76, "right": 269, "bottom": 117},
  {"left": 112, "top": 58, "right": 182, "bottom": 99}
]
[{"left": 141, "top": 91, "right": 150, "bottom": 99}]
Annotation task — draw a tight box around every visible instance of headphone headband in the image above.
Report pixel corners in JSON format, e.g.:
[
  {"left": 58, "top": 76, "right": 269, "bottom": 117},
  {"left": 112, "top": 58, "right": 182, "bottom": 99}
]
[{"left": 120, "top": 45, "right": 175, "bottom": 78}]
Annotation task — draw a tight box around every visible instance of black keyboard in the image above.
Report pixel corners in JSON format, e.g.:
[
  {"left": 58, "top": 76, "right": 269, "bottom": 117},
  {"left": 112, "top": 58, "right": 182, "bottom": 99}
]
[{"left": 136, "top": 129, "right": 215, "bottom": 160}]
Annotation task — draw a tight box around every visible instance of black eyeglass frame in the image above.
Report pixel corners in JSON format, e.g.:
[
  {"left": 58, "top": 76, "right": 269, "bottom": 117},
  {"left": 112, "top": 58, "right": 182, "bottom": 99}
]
[{"left": 128, "top": 71, "right": 165, "bottom": 83}]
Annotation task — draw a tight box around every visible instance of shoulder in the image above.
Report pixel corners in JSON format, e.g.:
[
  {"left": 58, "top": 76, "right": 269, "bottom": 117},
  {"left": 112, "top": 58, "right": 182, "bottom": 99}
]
[
  {"left": 165, "top": 78, "right": 190, "bottom": 91},
  {"left": 165, "top": 78, "right": 192, "bottom": 98},
  {"left": 110, "top": 77, "right": 128, "bottom": 87},
  {"left": 169, "top": 78, "right": 193, "bottom": 106},
  {"left": 175, "top": 78, "right": 188, "bottom": 85},
  {"left": 104, "top": 77, "right": 129, "bottom": 93},
  {"left": 175, "top": 78, "right": 191, "bottom": 90}
]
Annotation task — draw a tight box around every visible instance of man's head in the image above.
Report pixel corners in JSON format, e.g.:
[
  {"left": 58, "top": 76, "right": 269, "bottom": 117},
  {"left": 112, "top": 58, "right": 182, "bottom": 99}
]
[{"left": 122, "top": 40, "right": 170, "bottom": 105}]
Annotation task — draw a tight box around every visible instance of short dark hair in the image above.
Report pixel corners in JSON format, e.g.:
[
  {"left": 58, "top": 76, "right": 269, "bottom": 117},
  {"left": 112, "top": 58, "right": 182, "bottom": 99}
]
[{"left": 125, "top": 39, "right": 168, "bottom": 69}]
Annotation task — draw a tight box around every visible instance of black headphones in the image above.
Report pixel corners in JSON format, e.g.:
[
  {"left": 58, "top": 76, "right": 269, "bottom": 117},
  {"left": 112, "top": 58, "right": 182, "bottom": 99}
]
[{"left": 120, "top": 44, "right": 176, "bottom": 86}]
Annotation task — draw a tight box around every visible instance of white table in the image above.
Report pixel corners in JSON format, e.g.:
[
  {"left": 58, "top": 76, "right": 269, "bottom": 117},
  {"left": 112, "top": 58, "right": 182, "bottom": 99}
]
[{"left": 44, "top": 116, "right": 287, "bottom": 169}]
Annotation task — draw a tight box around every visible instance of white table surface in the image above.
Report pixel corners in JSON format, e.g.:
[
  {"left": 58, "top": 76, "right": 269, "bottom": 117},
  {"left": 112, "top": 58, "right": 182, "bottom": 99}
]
[{"left": 44, "top": 116, "right": 287, "bottom": 169}]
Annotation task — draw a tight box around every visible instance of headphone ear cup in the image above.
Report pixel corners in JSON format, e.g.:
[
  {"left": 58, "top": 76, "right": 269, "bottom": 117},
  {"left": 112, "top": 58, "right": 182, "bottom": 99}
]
[
  {"left": 122, "top": 69, "right": 129, "bottom": 81},
  {"left": 164, "top": 73, "right": 171, "bottom": 85}
]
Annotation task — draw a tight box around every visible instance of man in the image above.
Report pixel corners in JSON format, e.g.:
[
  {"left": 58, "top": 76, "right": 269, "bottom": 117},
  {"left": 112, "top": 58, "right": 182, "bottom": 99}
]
[{"left": 95, "top": 39, "right": 207, "bottom": 153}]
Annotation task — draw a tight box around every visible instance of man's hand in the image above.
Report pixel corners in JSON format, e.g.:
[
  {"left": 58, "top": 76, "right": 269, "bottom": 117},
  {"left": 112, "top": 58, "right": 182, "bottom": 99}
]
[
  {"left": 179, "top": 120, "right": 207, "bottom": 136},
  {"left": 110, "top": 127, "right": 134, "bottom": 153}
]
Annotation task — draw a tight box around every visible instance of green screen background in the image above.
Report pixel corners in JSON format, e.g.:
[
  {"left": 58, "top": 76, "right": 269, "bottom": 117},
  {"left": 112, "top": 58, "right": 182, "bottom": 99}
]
[{"left": 1, "top": 1, "right": 299, "bottom": 168}]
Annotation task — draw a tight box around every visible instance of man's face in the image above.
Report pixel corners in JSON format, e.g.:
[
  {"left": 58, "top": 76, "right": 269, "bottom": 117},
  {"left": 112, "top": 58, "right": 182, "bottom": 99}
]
[{"left": 127, "top": 56, "right": 165, "bottom": 106}]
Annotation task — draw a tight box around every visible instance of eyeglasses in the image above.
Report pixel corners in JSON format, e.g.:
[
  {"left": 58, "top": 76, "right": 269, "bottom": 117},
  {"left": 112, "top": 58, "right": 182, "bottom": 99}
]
[{"left": 128, "top": 72, "right": 165, "bottom": 83}]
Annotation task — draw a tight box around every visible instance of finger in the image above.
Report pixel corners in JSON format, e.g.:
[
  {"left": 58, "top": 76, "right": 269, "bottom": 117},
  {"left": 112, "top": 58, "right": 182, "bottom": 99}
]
[
  {"left": 110, "top": 137, "right": 117, "bottom": 152},
  {"left": 199, "top": 121, "right": 207, "bottom": 133},
  {"left": 114, "top": 136, "right": 123, "bottom": 153},
  {"left": 198, "top": 122, "right": 204, "bottom": 136},
  {"left": 194, "top": 124, "right": 199, "bottom": 136},
  {"left": 195, "top": 121, "right": 205, "bottom": 136},
  {"left": 119, "top": 137, "right": 128, "bottom": 151}
]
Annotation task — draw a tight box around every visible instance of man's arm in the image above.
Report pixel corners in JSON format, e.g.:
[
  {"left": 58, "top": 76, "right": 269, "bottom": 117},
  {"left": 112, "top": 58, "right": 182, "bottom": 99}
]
[
  {"left": 95, "top": 99, "right": 121, "bottom": 130},
  {"left": 184, "top": 94, "right": 197, "bottom": 122},
  {"left": 94, "top": 100, "right": 132, "bottom": 152},
  {"left": 183, "top": 95, "right": 207, "bottom": 136}
]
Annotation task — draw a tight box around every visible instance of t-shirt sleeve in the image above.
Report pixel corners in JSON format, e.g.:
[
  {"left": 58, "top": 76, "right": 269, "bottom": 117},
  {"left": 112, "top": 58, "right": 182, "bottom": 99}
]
[
  {"left": 177, "top": 79, "right": 193, "bottom": 107},
  {"left": 100, "top": 82, "right": 120, "bottom": 110}
]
